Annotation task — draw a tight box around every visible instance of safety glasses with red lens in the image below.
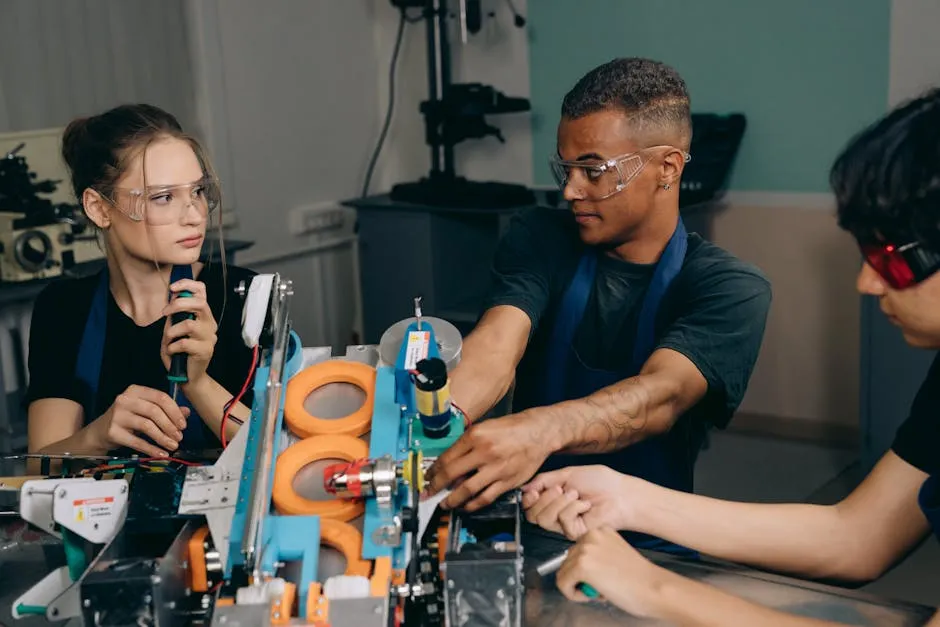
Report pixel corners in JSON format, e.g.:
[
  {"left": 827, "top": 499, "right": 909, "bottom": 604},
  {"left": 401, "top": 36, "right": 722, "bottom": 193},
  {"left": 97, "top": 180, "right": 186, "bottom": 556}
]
[{"left": 860, "top": 240, "right": 940, "bottom": 290}]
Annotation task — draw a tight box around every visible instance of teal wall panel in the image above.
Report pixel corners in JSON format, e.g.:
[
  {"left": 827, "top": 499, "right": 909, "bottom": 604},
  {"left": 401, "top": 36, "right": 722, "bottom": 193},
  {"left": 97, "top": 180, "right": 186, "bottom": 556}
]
[{"left": 528, "top": 0, "right": 891, "bottom": 192}]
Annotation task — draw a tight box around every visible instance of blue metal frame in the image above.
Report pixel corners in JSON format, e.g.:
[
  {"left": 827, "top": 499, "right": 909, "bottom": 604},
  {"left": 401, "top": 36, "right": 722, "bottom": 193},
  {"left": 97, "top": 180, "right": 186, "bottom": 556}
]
[{"left": 225, "top": 331, "right": 324, "bottom": 617}]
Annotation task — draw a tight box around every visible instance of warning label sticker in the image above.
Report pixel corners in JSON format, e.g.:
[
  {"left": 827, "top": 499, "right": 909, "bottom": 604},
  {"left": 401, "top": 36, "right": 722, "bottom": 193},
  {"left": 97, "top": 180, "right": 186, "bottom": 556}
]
[
  {"left": 404, "top": 331, "right": 431, "bottom": 370},
  {"left": 73, "top": 496, "right": 115, "bottom": 522}
]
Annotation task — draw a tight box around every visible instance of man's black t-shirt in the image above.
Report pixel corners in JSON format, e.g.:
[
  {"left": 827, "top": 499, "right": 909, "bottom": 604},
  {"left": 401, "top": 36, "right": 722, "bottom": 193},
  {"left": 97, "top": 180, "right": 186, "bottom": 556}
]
[
  {"left": 25, "top": 263, "right": 257, "bottom": 445},
  {"left": 482, "top": 209, "right": 772, "bottom": 435},
  {"left": 892, "top": 353, "right": 940, "bottom": 476}
]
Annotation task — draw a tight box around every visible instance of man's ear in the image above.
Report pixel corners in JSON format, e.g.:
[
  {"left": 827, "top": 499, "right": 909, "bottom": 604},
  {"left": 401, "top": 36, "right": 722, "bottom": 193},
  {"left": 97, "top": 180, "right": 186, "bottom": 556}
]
[
  {"left": 82, "top": 189, "right": 111, "bottom": 229},
  {"left": 660, "top": 149, "right": 688, "bottom": 188}
]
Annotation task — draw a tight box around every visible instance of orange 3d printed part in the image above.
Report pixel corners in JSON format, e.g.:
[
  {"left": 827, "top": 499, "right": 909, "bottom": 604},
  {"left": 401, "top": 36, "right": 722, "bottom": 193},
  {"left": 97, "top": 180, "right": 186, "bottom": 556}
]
[
  {"left": 283, "top": 361, "right": 376, "bottom": 438},
  {"left": 272, "top": 435, "right": 369, "bottom": 519}
]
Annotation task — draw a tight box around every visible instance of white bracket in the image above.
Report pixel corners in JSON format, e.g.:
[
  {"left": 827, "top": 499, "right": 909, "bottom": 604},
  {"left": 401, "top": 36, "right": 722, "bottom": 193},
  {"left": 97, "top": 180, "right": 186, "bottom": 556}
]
[{"left": 241, "top": 274, "right": 274, "bottom": 348}]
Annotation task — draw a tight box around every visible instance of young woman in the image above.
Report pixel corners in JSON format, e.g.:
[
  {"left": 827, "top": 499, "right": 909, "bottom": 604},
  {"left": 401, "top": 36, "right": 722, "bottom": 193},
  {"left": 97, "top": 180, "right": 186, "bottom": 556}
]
[
  {"left": 521, "top": 88, "right": 940, "bottom": 626},
  {"left": 26, "top": 104, "right": 257, "bottom": 460}
]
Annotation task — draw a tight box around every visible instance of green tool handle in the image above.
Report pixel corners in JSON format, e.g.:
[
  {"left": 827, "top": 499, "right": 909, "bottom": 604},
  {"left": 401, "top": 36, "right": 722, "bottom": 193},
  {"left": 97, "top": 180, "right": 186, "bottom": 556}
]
[
  {"left": 577, "top": 582, "right": 600, "bottom": 599},
  {"left": 168, "top": 290, "right": 195, "bottom": 384}
]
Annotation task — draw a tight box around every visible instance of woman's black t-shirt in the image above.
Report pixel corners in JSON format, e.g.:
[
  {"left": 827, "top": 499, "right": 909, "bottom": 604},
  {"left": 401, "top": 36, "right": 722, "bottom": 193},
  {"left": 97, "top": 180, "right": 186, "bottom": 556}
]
[{"left": 25, "top": 263, "right": 257, "bottom": 446}]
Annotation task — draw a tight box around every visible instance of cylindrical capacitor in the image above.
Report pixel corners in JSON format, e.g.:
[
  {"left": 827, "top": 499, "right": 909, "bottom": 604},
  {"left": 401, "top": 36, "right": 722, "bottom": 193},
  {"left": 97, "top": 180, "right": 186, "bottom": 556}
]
[{"left": 413, "top": 357, "right": 452, "bottom": 439}]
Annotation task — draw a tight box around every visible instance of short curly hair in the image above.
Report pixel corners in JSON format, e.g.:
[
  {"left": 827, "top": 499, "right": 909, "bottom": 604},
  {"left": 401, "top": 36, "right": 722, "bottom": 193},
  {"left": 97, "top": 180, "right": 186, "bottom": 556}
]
[
  {"left": 561, "top": 57, "right": 692, "bottom": 149},
  {"left": 831, "top": 87, "right": 940, "bottom": 249}
]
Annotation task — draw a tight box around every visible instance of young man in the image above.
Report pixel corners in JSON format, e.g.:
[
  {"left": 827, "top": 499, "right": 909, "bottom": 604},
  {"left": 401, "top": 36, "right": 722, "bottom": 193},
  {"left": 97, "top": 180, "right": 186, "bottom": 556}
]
[
  {"left": 424, "top": 58, "right": 772, "bottom": 541},
  {"left": 521, "top": 87, "right": 940, "bottom": 625}
]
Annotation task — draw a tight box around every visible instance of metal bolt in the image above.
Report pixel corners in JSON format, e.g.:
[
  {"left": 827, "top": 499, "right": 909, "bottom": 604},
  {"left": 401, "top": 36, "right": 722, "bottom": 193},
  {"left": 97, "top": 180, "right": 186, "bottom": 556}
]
[
  {"left": 144, "top": 594, "right": 152, "bottom": 604},
  {"left": 83, "top": 599, "right": 91, "bottom": 608},
  {"left": 273, "top": 612, "right": 280, "bottom": 619},
  {"left": 58, "top": 490, "right": 67, "bottom": 499},
  {"left": 447, "top": 580, "right": 455, "bottom": 589},
  {"left": 507, "top": 577, "right": 515, "bottom": 586},
  {"left": 496, "top": 589, "right": 505, "bottom": 599},
  {"left": 93, "top": 523, "right": 99, "bottom": 530},
  {"left": 151, "top": 575, "right": 162, "bottom": 585},
  {"left": 166, "top": 601, "right": 176, "bottom": 610}
]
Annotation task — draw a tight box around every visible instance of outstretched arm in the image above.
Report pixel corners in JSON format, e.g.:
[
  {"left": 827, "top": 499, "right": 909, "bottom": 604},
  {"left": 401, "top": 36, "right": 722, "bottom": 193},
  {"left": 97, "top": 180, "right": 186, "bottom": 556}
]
[
  {"left": 448, "top": 306, "right": 531, "bottom": 422},
  {"left": 539, "top": 347, "right": 706, "bottom": 454},
  {"left": 524, "top": 451, "right": 931, "bottom": 583}
]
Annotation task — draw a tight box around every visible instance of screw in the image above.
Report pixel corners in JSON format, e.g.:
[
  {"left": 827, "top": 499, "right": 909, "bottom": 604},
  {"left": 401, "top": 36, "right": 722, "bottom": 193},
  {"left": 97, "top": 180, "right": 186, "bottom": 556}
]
[
  {"left": 58, "top": 490, "right": 67, "bottom": 499},
  {"left": 496, "top": 589, "right": 505, "bottom": 599},
  {"left": 221, "top": 496, "right": 228, "bottom": 503},
  {"left": 167, "top": 601, "right": 176, "bottom": 610},
  {"left": 182, "top": 561, "right": 189, "bottom": 570},
  {"left": 414, "top": 440, "right": 422, "bottom": 447},
  {"left": 151, "top": 575, "right": 162, "bottom": 585},
  {"left": 316, "top": 609, "right": 323, "bottom": 616},
  {"left": 83, "top": 599, "right": 91, "bottom": 608},
  {"left": 144, "top": 594, "right": 152, "bottom": 604},
  {"left": 51, "top": 608, "right": 59, "bottom": 617},
  {"left": 507, "top": 577, "right": 515, "bottom": 586},
  {"left": 447, "top": 580, "right": 455, "bottom": 589},
  {"left": 93, "top": 523, "right": 99, "bottom": 530},
  {"left": 121, "top": 485, "right": 127, "bottom": 494},
  {"left": 273, "top": 612, "right": 280, "bottom": 619}
]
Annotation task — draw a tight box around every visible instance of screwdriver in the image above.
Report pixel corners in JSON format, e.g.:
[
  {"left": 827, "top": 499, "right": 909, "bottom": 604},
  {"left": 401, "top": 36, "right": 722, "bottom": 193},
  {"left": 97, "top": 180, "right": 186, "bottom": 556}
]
[
  {"left": 535, "top": 550, "right": 600, "bottom": 599},
  {"left": 168, "top": 290, "right": 195, "bottom": 402}
]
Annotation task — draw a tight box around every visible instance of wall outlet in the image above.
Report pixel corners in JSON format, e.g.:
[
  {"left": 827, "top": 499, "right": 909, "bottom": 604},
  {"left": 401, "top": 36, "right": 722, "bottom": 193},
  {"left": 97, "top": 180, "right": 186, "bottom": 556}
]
[{"left": 288, "top": 203, "right": 349, "bottom": 236}]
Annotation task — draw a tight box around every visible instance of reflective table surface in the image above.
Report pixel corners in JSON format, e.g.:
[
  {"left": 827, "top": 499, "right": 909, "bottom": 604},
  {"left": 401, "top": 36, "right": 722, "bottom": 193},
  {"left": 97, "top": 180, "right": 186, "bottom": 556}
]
[{"left": 522, "top": 531, "right": 936, "bottom": 626}]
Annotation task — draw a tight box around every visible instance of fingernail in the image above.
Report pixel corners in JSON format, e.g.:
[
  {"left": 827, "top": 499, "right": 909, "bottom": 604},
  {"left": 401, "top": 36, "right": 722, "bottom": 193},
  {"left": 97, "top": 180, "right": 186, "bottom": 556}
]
[
  {"left": 175, "top": 432, "right": 183, "bottom": 441},
  {"left": 159, "top": 451, "right": 169, "bottom": 457}
]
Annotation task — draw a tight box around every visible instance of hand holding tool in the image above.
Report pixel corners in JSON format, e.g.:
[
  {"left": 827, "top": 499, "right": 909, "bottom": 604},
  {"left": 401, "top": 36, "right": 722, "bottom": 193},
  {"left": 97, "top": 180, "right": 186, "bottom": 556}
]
[{"left": 534, "top": 549, "right": 600, "bottom": 599}]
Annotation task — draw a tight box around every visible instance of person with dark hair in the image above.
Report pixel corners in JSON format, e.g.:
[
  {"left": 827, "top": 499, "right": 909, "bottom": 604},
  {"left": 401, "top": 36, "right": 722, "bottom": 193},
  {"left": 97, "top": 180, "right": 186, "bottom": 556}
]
[
  {"left": 26, "top": 103, "right": 257, "bottom": 460},
  {"left": 520, "top": 88, "right": 940, "bottom": 626},
  {"left": 423, "top": 58, "right": 772, "bottom": 541}
]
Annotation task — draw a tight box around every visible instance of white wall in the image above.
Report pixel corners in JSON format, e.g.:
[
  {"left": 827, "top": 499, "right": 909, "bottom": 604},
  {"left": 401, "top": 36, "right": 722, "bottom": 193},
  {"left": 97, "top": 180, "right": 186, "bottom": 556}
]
[
  {"left": 368, "top": 0, "right": 533, "bottom": 192},
  {"left": 185, "top": 0, "right": 533, "bottom": 347}
]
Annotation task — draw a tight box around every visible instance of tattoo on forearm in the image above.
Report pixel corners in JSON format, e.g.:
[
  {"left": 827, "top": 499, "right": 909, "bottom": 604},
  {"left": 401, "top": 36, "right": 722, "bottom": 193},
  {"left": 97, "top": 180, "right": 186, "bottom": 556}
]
[{"left": 562, "top": 379, "right": 652, "bottom": 454}]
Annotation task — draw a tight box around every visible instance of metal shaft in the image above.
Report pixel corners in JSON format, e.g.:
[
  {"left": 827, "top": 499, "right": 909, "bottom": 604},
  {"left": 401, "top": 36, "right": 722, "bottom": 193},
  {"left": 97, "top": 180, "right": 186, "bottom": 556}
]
[
  {"left": 241, "top": 276, "right": 294, "bottom": 582},
  {"left": 535, "top": 551, "right": 569, "bottom": 577}
]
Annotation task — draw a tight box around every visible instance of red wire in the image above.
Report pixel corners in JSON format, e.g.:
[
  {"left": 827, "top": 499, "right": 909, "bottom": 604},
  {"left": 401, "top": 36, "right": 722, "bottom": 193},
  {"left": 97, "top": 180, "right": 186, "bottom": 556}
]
[{"left": 221, "top": 345, "right": 259, "bottom": 448}]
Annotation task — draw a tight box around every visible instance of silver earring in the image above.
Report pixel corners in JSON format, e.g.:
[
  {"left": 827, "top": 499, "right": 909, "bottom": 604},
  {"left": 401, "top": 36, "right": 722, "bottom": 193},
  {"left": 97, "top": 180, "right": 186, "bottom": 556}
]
[{"left": 663, "top": 183, "right": 671, "bottom": 190}]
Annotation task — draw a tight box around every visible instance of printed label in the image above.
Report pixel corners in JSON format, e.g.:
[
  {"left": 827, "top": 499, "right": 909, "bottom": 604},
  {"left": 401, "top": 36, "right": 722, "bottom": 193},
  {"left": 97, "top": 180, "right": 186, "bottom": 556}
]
[
  {"left": 73, "top": 496, "right": 115, "bottom": 522},
  {"left": 404, "top": 331, "right": 431, "bottom": 370}
]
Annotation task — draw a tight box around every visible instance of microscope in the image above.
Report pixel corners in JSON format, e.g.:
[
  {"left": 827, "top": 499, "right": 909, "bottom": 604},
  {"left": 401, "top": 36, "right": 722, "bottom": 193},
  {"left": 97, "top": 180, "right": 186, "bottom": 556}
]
[{"left": 387, "top": 0, "right": 536, "bottom": 209}]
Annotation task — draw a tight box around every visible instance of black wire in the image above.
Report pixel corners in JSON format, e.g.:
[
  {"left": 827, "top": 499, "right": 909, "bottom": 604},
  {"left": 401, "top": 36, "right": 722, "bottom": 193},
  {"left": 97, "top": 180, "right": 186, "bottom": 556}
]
[{"left": 361, "top": 8, "right": 408, "bottom": 198}]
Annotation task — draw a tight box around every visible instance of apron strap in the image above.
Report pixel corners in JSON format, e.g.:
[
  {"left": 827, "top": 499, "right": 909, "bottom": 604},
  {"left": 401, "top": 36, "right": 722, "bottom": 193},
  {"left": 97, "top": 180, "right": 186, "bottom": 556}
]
[
  {"left": 75, "top": 270, "right": 110, "bottom": 422},
  {"left": 631, "top": 219, "right": 688, "bottom": 372},
  {"left": 74, "top": 264, "right": 207, "bottom": 447},
  {"left": 542, "top": 252, "right": 597, "bottom": 406}
]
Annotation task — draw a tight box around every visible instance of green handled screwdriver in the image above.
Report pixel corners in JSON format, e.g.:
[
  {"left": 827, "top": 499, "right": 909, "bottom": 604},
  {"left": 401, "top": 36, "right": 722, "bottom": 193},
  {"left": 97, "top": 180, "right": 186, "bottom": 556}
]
[
  {"left": 168, "top": 290, "right": 195, "bottom": 402},
  {"left": 535, "top": 550, "right": 601, "bottom": 599}
]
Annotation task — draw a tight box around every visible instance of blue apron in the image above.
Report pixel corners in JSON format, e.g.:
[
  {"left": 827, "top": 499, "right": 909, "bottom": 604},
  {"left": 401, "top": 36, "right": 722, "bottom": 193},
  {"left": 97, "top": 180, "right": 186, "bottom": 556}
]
[
  {"left": 538, "top": 218, "right": 697, "bottom": 556},
  {"left": 918, "top": 475, "right": 940, "bottom": 543},
  {"left": 75, "top": 265, "right": 209, "bottom": 452}
]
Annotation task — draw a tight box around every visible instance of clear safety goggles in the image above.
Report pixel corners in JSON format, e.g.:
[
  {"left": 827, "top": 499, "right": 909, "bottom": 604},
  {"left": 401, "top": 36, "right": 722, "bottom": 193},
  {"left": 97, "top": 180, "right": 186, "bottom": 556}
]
[
  {"left": 108, "top": 177, "right": 221, "bottom": 226},
  {"left": 549, "top": 146, "right": 691, "bottom": 201}
]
